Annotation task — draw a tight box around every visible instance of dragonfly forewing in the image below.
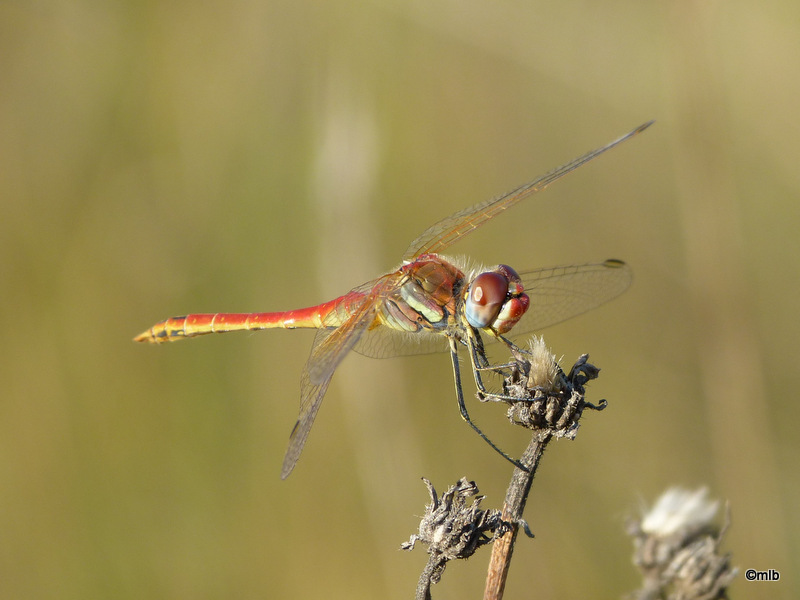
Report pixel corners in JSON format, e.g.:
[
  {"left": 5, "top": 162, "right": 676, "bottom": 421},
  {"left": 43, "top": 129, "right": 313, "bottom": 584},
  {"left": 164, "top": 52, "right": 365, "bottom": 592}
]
[
  {"left": 350, "top": 260, "right": 632, "bottom": 357},
  {"left": 509, "top": 259, "right": 633, "bottom": 337},
  {"left": 402, "top": 122, "right": 653, "bottom": 261}
]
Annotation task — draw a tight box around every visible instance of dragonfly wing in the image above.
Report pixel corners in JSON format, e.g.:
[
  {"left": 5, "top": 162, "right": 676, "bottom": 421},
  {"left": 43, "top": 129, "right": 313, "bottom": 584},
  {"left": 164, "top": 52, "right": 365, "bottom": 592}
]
[
  {"left": 350, "top": 261, "right": 633, "bottom": 356},
  {"left": 508, "top": 259, "right": 633, "bottom": 337},
  {"left": 351, "top": 324, "right": 449, "bottom": 358},
  {"left": 280, "top": 276, "right": 396, "bottom": 478},
  {"left": 402, "top": 122, "right": 653, "bottom": 261},
  {"left": 280, "top": 329, "right": 338, "bottom": 479},
  {"left": 281, "top": 319, "right": 373, "bottom": 478}
]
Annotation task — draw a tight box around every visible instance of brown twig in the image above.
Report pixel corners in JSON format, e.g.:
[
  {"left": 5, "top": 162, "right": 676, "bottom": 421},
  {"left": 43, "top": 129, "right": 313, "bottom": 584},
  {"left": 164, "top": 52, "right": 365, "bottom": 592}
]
[
  {"left": 414, "top": 553, "right": 444, "bottom": 600},
  {"left": 483, "top": 433, "right": 550, "bottom": 599},
  {"left": 481, "top": 341, "right": 604, "bottom": 599}
]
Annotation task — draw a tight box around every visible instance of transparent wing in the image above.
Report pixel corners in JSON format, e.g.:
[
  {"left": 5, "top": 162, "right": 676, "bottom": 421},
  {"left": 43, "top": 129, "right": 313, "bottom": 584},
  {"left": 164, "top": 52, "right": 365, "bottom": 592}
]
[
  {"left": 280, "top": 275, "right": 396, "bottom": 478},
  {"left": 351, "top": 322, "right": 449, "bottom": 358},
  {"left": 402, "top": 122, "right": 653, "bottom": 261},
  {"left": 281, "top": 347, "right": 336, "bottom": 478},
  {"left": 509, "top": 259, "right": 633, "bottom": 337},
  {"left": 349, "top": 259, "right": 632, "bottom": 359}
]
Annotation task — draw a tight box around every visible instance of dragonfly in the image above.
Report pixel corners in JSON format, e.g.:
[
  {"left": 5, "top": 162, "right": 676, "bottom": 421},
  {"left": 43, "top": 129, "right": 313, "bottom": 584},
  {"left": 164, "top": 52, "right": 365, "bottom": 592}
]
[{"left": 135, "top": 121, "right": 652, "bottom": 478}]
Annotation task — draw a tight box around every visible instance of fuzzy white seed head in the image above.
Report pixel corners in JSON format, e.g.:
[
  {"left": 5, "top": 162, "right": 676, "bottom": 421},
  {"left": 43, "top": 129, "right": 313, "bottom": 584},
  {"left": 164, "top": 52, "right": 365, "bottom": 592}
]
[
  {"left": 641, "top": 487, "right": 720, "bottom": 537},
  {"left": 527, "top": 336, "right": 559, "bottom": 392}
]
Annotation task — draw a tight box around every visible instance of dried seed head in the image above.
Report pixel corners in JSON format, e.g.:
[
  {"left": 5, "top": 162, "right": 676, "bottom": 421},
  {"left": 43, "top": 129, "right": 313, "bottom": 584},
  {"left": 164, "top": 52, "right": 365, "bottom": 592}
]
[
  {"left": 401, "top": 478, "right": 510, "bottom": 561},
  {"left": 499, "top": 347, "right": 603, "bottom": 439},
  {"left": 641, "top": 487, "right": 720, "bottom": 538},
  {"left": 628, "top": 487, "right": 738, "bottom": 600}
]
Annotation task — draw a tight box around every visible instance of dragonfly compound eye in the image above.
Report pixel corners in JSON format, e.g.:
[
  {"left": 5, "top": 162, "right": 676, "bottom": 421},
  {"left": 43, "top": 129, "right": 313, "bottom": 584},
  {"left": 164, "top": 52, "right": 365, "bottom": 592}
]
[{"left": 465, "top": 271, "right": 508, "bottom": 329}]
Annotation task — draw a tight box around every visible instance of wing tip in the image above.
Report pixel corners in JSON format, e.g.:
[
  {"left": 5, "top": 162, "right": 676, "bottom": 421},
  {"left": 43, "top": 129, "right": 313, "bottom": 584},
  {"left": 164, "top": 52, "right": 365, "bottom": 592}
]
[
  {"left": 602, "top": 258, "right": 633, "bottom": 285},
  {"left": 602, "top": 258, "right": 627, "bottom": 269}
]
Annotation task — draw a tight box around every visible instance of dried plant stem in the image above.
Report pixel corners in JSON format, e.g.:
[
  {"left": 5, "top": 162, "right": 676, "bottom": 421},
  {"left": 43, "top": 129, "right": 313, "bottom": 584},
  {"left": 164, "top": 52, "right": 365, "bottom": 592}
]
[
  {"left": 483, "top": 432, "right": 551, "bottom": 600},
  {"left": 415, "top": 554, "right": 444, "bottom": 600}
]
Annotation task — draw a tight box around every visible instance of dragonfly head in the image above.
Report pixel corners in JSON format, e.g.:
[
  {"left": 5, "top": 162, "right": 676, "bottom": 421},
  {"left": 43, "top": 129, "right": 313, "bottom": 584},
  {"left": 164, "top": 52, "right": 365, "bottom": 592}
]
[{"left": 464, "top": 264, "right": 530, "bottom": 334}]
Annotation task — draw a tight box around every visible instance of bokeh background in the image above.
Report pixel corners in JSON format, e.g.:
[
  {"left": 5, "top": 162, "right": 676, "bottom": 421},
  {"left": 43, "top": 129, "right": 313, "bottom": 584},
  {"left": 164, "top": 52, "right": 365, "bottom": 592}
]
[{"left": 2, "top": 1, "right": 798, "bottom": 598}]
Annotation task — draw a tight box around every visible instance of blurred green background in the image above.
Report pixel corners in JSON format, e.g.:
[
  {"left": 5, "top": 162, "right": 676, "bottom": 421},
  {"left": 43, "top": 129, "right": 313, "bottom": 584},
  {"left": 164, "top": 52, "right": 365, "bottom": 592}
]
[{"left": 2, "top": 1, "right": 798, "bottom": 598}]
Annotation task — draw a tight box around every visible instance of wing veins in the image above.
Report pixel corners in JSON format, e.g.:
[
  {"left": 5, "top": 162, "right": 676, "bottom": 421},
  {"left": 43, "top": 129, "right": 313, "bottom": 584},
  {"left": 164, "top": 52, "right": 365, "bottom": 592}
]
[
  {"left": 402, "top": 121, "right": 653, "bottom": 260},
  {"left": 280, "top": 275, "right": 396, "bottom": 478}
]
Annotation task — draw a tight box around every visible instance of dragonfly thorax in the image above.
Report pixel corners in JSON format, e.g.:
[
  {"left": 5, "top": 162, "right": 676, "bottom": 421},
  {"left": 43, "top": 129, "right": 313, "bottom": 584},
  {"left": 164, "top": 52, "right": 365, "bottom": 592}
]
[
  {"left": 464, "top": 264, "right": 530, "bottom": 335},
  {"left": 378, "top": 255, "right": 466, "bottom": 334}
]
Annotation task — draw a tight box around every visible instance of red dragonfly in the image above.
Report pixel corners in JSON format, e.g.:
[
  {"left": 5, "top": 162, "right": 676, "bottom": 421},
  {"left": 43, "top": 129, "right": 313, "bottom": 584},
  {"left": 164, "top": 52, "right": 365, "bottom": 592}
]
[{"left": 135, "top": 121, "right": 651, "bottom": 478}]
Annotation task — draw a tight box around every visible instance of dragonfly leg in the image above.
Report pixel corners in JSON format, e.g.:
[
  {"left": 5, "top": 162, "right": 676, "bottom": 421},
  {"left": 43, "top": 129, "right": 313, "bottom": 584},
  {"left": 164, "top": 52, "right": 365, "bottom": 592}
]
[
  {"left": 466, "top": 331, "right": 525, "bottom": 403},
  {"left": 497, "top": 334, "right": 533, "bottom": 356},
  {"left": 467, "top": 331, "right": 514, "bottom": 400},
  {"left": 469, "top": 332, "right": 518, "bottom": 380},
  {"left": 448, "top": 337, "right": 528, "bottom": 472}
]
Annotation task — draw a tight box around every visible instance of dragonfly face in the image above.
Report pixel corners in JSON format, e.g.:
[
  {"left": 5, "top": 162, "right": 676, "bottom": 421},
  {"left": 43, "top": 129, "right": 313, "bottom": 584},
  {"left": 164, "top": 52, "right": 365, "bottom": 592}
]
[{"left": 464, "top": 264, "right": 530, "bottom": 335}]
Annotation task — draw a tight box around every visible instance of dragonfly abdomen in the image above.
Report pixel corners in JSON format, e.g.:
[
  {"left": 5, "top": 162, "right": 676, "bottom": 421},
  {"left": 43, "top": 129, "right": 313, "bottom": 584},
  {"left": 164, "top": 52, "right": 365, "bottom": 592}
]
[{"left": 133, "top": 297, "right": 354, "bottom": 343}]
